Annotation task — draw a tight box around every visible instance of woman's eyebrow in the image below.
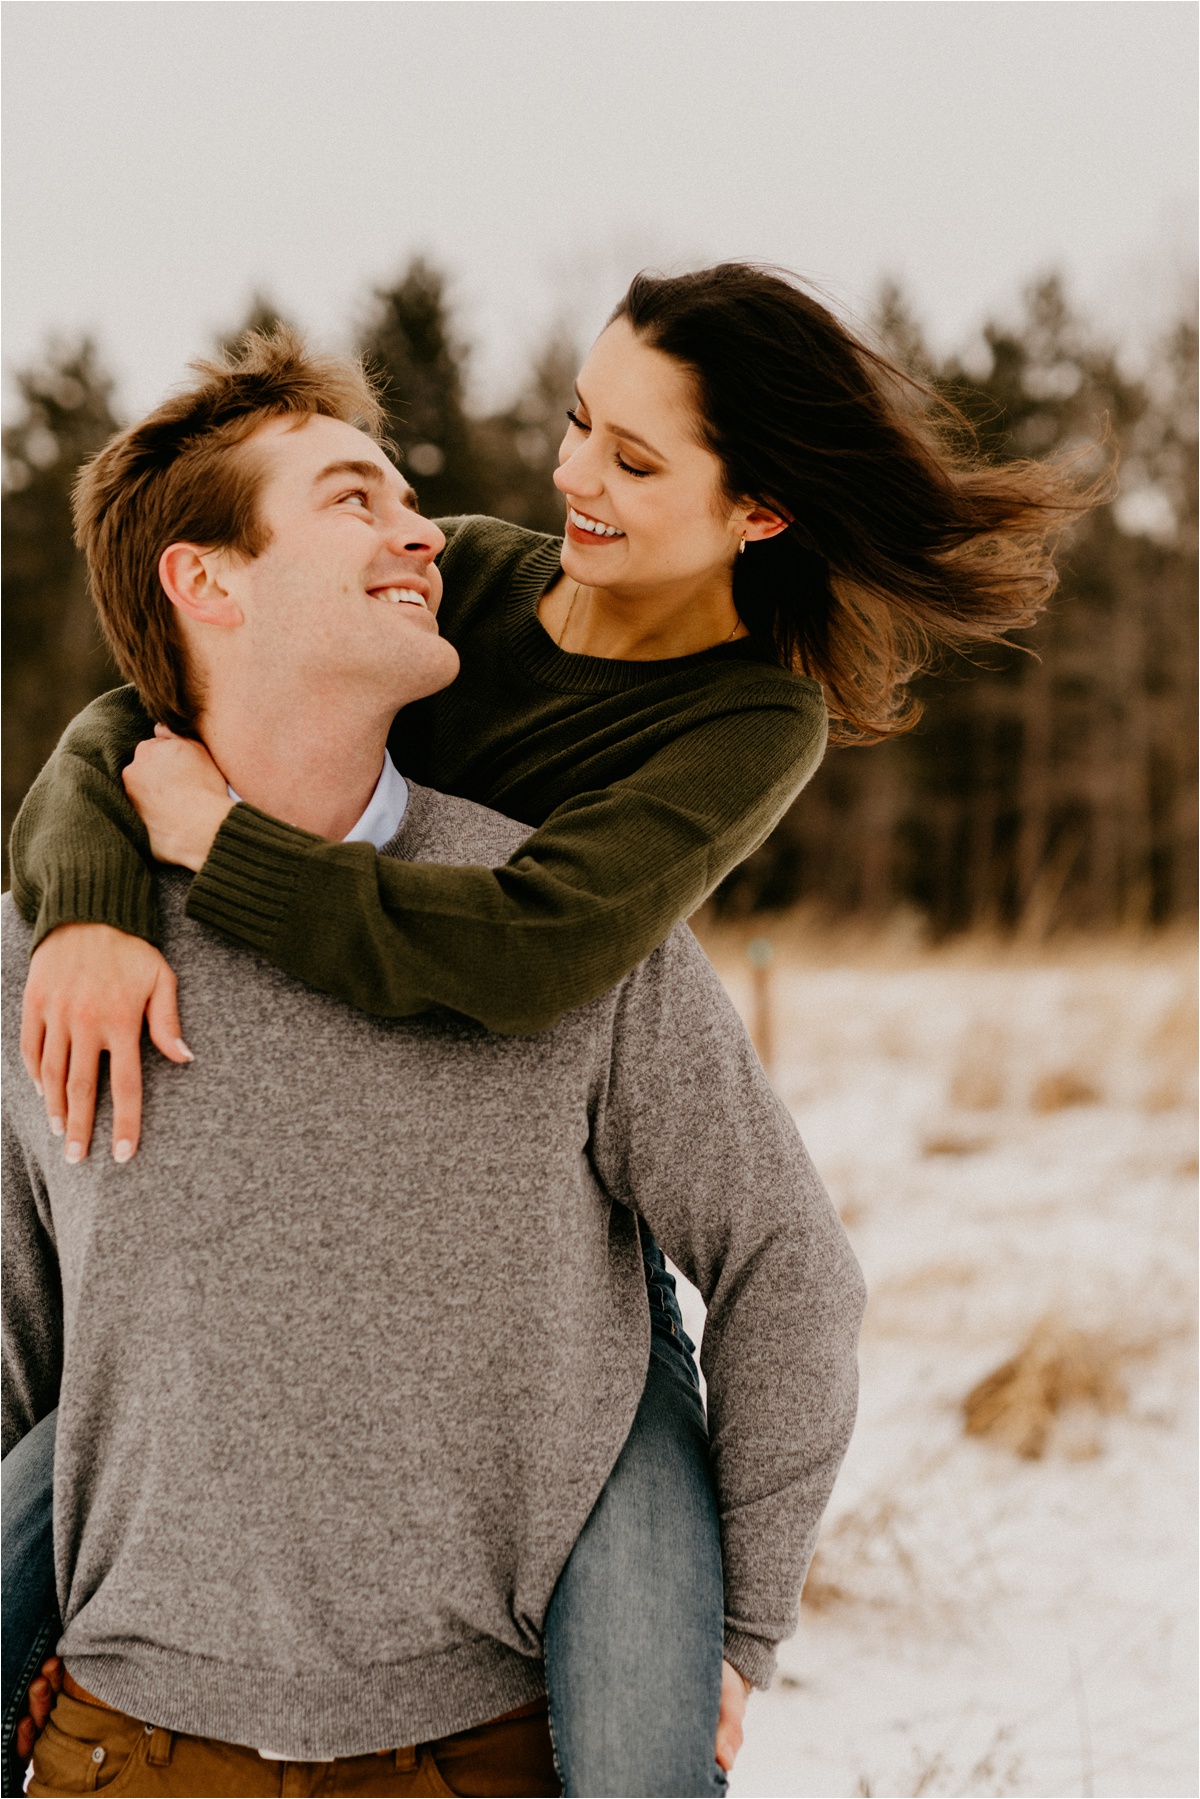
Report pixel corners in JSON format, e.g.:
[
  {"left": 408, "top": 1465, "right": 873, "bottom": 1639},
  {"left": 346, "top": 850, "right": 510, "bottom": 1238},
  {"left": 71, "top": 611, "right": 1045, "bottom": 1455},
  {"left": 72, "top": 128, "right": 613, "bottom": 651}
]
[
  {"left": 611, "top": 423, "right": 664, "bottom": 459},
  {"left": 574, "top": 384, "right": 665, "bottom": 462}
]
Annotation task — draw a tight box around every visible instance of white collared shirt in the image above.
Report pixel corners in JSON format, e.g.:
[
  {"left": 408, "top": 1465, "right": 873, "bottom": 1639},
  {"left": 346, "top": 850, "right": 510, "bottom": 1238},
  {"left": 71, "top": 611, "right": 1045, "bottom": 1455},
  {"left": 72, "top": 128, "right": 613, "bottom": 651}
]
[{"left": 227, "top": 750, "right": 409, "bottom": 850}]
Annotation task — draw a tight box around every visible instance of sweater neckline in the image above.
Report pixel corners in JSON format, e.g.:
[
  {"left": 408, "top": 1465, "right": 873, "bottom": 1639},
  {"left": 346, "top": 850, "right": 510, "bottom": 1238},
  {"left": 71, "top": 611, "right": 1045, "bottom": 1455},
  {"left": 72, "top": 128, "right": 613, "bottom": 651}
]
[{"left": 505, "top": 536, "right": 771, "bottom": 694}]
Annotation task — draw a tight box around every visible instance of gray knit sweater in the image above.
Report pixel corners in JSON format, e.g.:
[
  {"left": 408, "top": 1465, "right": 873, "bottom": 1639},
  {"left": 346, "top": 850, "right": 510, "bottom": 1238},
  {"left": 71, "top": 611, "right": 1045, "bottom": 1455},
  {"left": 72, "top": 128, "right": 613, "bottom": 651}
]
[{"left": 1, "top": 782, "right": 864, "bottom": 1761}]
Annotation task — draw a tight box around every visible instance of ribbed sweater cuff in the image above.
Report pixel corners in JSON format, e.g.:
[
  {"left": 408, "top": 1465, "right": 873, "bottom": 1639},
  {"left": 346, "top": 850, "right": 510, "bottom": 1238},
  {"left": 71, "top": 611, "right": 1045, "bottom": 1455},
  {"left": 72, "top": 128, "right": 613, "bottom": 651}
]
[
  {"left": 185, "top": 805, "right": 322, "bottom": 953},
  {"left": 722, "top": 1627, "right": 778, "bottom": 1692},
  {"left": 23, "top": 856, "right": 159, "bottom": 951}
]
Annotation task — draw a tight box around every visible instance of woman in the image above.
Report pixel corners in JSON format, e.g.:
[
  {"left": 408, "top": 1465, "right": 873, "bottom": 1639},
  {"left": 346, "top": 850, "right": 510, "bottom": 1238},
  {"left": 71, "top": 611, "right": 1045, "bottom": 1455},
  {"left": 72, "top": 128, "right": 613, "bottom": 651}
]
[{"left": 6, "top": 264, "right": 1089, "bottom": 1797}]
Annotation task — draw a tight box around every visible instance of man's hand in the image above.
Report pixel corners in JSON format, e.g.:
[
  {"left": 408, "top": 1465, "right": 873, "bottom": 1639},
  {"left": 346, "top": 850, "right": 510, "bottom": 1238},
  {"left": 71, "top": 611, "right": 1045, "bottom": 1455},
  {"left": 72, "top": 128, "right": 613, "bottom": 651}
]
[
  {"left": 716, "top": 1659, "right": 750, "bottom": 1774},
  {"left": 21, "top": 924, "right": 192, "bottom": 1163},
  {"left": 122, "top": 725, "right": 234, "bottom": 873},
  {"left": 14, "top": 1655, "right": 62, "bottom": 1763}
]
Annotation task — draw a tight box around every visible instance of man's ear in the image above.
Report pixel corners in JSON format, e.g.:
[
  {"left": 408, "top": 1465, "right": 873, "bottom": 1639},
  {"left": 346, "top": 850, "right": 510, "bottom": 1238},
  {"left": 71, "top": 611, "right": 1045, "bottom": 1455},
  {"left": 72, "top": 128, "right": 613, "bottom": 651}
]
[
  {"left": 158, "top": 543, "right": 243, "bottom": 628},
  {"left": 740, "top": 504, "right": 790, "bottom": 547}
]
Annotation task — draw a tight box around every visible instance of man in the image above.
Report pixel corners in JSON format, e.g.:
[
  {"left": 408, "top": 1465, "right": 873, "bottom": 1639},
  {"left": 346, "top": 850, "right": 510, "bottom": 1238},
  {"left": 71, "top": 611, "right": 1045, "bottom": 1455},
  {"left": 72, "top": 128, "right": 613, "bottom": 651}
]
[{"left": 2, "top": 333, "right": 865, "bottom": 1797}]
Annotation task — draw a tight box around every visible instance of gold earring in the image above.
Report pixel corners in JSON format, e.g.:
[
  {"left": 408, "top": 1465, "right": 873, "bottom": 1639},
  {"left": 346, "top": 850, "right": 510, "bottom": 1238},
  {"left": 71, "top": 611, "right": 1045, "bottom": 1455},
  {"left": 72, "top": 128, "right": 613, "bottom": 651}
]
[{"left": 738, "top": 534, "right": 746, "bottom": 555}]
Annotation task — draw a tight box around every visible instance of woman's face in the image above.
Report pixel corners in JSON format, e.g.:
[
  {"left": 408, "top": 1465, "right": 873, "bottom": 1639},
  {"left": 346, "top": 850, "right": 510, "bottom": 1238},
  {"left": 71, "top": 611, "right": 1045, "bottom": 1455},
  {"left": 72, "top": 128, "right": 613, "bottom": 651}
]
[{"left": 553, "top": 318, "right": 764, "bottom": 593}]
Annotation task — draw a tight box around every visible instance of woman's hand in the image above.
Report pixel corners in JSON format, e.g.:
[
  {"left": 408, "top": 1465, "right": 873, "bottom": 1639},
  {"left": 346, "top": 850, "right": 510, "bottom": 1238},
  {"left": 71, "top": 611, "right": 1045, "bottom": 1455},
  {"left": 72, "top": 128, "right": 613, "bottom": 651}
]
[
  {"left": 14, "top": 1655, "right": 63, "bottom": 1763},
  {"left": 122, "top": 725, "right": 235, "bottom": 873},
  {"left": 21, "top": 924, "right": 192, "bottom": 1163},
  {"left": 716, "top": 1659, "right": 751, "bottom": 1773}
]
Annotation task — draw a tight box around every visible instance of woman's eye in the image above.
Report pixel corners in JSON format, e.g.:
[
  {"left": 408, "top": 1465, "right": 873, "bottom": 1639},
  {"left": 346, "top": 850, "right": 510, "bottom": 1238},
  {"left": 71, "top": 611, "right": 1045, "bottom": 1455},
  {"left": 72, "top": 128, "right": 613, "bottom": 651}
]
[
  {"left": 616, "top": 454, "right": 652, "bottom": 478},
  {"left": 565, "top": 408, "right": 590, "bottom": 432}
]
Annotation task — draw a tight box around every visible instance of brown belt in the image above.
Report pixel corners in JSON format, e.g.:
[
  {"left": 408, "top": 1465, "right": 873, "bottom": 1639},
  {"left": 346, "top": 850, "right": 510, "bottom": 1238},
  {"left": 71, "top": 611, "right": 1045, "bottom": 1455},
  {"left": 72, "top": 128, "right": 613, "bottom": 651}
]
[
  {"left": 62, "top": 1670, "right": 117, "bottom": 1711},
  {"left": 60, "top": 1669, "right": 545, "bottom": 1742}
]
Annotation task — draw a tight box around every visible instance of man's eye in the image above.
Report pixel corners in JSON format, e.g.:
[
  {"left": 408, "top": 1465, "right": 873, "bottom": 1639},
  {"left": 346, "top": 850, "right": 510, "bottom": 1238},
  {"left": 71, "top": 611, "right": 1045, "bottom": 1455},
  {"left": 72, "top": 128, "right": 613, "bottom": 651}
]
[
  {"left": 565, "top": 408, "right": 590, "bottom": 433},
  {"left": 338, "top": 489, "right": 370, "bottom": 507}
]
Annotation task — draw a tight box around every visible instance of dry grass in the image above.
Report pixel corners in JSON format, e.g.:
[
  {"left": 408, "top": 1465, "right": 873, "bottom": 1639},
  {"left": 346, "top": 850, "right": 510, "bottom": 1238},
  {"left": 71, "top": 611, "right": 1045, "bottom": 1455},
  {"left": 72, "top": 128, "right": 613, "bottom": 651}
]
[
  {"left": 1142, "top": 995, "right": 1199, "bottom": 1113},
  {"left": 802, "top": 1494, "right": 921, "bottom": 1613},
  {"left": 853, "top": 1726, "right": 1025, "bottom": 1798},
  {"left": 694, "top": 907, "right": 1196, "bottom": 973},
  {"left": 802, "top": 1555, "right": 853, "bottom": 1614},
  {"left": 922, "top": 1130, "right": 993, "bottom": 1157},
  {"left": 962, "top": 1319, "right": 1130, "bottom": 1459},
  {"left": 1029, "top": 1070, "right": 1103, "bottom": 1113},
  {"left": 702, "top": 923, "right": 1195, "bottom": 1794},
  {"left": 948, "top": 1023, "right": 1010, "bottom": 1110},
  {"left": 866, "top": 1260, "right": 981, "bottom": 1342},
  {"left": 1146, "top": 994, "right": 1199, "bottom": 1063},
  {"left": 951, "top": 1042, "right": 1106, "bottom": 1117}
]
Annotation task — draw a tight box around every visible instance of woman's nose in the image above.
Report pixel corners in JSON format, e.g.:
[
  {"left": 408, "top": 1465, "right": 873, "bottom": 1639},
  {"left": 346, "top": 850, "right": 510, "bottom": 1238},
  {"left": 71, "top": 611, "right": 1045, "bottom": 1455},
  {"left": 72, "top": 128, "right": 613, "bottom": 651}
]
[{"left": 553, "top": 445, "right": 601, "bottom": 497}]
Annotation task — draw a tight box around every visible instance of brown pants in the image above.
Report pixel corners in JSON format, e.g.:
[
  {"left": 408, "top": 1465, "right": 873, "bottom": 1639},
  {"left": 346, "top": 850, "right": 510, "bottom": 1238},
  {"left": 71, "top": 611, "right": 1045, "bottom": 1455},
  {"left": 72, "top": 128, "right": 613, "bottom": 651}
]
[{"left": 29, "top": 1685, "right": 560, "bottom": 1798}]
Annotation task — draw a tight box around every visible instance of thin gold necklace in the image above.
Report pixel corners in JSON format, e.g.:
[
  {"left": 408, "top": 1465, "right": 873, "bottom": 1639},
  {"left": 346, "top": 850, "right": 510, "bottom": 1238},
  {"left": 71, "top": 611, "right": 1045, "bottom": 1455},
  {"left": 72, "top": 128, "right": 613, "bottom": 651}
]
[
  {"left": 560, "top": 580, "right": 744, "bottom": 654},
  {"left": 561, "top": 580, "right": 583, "bottom": 649}
]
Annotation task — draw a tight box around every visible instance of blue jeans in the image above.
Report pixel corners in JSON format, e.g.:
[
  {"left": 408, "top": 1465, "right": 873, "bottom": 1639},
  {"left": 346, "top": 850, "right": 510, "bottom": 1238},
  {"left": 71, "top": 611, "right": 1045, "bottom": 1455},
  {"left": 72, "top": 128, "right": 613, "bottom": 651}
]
[
  {"left": 1, "top": 1409, "right": 60, "bottom": 1799},
  {"left": 546, "top": 1234, "right": 727, "bottom": 1797},
  {"left": 1, "top": 1235, "right": 725, "bottom": 1799}
]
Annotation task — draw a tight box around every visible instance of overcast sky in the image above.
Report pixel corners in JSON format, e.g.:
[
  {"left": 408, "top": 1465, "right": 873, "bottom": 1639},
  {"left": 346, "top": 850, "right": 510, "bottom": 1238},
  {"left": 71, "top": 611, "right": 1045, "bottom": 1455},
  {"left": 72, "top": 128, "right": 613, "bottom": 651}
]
[{"left": 3, "top": 1, "right": 1195, "bottom": 420}]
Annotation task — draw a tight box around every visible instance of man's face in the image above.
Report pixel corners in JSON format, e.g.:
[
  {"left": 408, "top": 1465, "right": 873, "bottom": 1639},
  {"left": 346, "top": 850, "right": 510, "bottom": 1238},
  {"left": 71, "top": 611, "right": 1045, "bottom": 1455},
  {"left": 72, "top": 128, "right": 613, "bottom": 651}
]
[{"left": 215, "top": 413, "right": 459, "bottom": 709}]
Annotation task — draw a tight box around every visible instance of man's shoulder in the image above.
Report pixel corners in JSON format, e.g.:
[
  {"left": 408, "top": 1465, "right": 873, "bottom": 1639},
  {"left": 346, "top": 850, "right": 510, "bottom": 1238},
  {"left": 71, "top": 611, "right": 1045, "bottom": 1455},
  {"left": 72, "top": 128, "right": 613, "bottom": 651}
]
[
  {"left": 633, "top": 919, "right": 730, "bottom": 1008},
  {"left": 389, "top": 782, "right": 531, "bottom": 870},
  {"left": 387, "top": 787, "right": 727, "bottom": 1020}
]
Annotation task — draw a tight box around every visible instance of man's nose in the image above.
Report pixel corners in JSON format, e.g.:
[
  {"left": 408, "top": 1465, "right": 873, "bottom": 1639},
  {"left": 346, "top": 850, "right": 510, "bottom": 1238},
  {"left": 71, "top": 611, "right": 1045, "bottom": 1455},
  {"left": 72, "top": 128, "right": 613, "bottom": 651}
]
[{"left": 388, "top": 511, "right": 446, "bottom": 561}]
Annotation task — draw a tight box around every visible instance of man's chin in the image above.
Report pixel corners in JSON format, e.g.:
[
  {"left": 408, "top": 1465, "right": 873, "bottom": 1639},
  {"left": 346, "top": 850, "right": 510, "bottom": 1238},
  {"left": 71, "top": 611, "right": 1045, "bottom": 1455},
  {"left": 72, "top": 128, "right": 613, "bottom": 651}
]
[{"left": 391, "top": 641, "right": 461, "bottom": 708}]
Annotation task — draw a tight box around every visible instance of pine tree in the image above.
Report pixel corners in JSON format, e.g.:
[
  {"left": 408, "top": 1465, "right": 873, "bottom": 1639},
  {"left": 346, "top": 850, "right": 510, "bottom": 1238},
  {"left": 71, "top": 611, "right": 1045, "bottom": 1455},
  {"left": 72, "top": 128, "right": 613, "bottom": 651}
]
[
  {"left": 473, "top": 328, "right": 578, "bottom": 534},
  {"left": 358, "top": 259, "right": 486, "bottom": 518},
  {"left": 2, "top": 338, "right": 122, "bottom": 866},
  {"left": 216, "top": 292, "right": 295, "bottom": 359}
]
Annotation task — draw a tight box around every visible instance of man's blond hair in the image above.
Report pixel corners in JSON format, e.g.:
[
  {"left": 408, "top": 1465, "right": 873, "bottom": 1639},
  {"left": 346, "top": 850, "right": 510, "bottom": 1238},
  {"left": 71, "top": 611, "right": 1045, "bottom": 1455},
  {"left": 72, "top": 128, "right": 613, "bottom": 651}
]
[{"left": 73, "top": 328, "right": 388, "bottom": 731}]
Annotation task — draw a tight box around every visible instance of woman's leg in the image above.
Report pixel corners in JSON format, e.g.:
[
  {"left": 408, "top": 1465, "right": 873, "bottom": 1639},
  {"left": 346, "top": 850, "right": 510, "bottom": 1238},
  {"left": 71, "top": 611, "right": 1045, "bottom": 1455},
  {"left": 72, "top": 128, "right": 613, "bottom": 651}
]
[
  {"left": 544, "top": 1238, "right": 726, "bottom": 1798},
  {"left": 2, "top": 1410, "right": 62, "bottom": 1799}
]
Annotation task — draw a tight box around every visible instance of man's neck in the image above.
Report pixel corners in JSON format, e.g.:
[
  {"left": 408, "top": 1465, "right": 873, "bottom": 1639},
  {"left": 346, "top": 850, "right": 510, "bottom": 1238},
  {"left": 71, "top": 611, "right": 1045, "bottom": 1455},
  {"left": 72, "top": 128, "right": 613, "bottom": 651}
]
[{"left": 197, "top": 678, "right": 396, "bottom": 842}]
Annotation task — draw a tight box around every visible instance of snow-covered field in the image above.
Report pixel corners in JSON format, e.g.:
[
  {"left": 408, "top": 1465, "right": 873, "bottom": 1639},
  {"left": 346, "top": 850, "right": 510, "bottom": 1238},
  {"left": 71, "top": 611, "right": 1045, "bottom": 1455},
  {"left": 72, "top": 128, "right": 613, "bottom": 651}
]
[{"left": 686, "top": 925, "right": 1197, "bottom": 1799}]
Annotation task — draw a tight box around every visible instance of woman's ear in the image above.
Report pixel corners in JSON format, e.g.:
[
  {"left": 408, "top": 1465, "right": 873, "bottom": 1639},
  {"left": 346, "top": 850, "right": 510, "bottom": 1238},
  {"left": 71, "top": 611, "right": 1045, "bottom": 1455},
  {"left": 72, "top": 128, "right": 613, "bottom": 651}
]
[
  {"left": 158, "top": 543, "right": 243, "bottom": 628},
  {"left": 741, "top": 504, "right": 790, "bottom": 546}
]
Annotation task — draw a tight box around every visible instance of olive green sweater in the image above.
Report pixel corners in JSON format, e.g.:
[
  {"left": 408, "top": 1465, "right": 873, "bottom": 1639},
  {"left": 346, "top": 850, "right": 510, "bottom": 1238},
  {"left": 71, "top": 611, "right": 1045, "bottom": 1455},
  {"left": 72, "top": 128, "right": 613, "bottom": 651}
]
[{"left": 9, "top": 517, "right": 827, "bottom": 1032}]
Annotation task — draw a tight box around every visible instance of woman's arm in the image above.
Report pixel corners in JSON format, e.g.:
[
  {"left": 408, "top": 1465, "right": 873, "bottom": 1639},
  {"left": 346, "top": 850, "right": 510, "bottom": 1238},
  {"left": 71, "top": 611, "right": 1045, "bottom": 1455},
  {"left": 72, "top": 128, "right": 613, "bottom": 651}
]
[
  {"left": 9, "top": 685, "right": 160, "bottom": 945},
  {"left": 7, "top": 515, "right": 480, "bottom": 942},
  {"left": 181, "top": 694, "right": 825, "bottom": 1034},
  {"left": 11, "top": 680, "right": 824, "bottom": 1149},
  {"left": 11, "top": 689, "right": 191, "bottom": 1163}
]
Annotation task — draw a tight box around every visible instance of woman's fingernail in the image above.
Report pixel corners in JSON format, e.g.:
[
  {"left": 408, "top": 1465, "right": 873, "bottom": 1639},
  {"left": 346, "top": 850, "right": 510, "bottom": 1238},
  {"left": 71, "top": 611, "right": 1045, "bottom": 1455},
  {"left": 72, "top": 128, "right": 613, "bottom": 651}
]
[
  {"left": 33, "top": 1080, "right": 43, "bottom": 1096},
  {"left": 113, "top": 1140, "right": 134, "bottom": 1164},
  {"left": 49, "top": 1117, "right": 65, "bottom": 1138},
  {"left": 176, "top": 1039, "right": 194, "bottom": 1062},
  {"left": 65, "top": 1142, "right": 85, "bottom": 1165}
]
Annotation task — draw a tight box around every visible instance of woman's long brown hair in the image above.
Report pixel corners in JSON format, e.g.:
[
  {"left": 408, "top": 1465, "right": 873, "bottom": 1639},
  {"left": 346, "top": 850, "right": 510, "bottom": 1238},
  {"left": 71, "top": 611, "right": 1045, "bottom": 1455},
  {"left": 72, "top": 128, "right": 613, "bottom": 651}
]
[{"left": 612, "top": 265, "right": 1107, "bottom": 742}]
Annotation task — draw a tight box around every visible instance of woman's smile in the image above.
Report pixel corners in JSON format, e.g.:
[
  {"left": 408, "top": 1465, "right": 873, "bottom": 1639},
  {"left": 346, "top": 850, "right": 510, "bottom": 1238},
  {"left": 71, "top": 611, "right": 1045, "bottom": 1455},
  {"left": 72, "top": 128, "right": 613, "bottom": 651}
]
[{"left": 565, "top": 505, "right": 626, "bottom": 544}]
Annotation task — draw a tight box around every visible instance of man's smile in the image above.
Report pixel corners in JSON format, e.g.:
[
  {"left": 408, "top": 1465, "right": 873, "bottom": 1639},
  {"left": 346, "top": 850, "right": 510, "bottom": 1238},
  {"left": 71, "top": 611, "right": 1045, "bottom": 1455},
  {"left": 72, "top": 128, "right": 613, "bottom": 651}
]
[{"left": 373, "top": 585, "right": 427, "bottom": 607}]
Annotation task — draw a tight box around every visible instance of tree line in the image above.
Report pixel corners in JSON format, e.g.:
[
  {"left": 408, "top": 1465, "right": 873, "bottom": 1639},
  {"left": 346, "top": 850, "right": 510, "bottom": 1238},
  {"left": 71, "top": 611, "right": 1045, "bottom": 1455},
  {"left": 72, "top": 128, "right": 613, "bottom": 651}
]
[{"left": 3, "top": 260, "right": 1195, "bottom": 929}]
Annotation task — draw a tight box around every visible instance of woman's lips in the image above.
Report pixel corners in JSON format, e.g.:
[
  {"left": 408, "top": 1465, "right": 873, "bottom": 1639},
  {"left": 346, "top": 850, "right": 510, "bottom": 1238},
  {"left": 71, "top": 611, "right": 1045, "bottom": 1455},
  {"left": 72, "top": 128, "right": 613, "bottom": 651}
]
[{"left": 565, "top": 506, "right": 626, "bottom": 546}]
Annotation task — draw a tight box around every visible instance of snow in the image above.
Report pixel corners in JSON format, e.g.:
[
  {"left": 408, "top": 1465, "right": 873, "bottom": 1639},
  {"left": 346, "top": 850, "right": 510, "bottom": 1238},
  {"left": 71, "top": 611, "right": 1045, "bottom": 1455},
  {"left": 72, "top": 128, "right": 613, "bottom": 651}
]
[{"left": 680, "top": 930, "right": 1197, "bottom": 1799}]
